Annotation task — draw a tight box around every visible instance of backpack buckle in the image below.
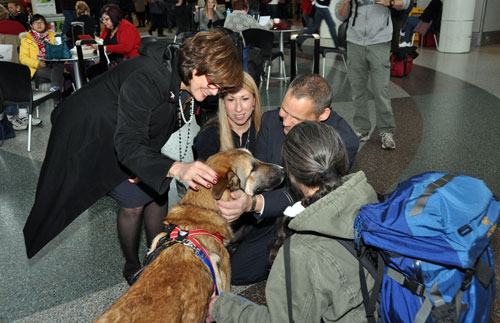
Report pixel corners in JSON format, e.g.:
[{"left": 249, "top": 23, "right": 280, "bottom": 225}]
[
  {"left": 461, "top": 269, "right": 474, "bottom": 290},
  {"left": 404, "top": 276, "right": 426, "bottom": 296}
]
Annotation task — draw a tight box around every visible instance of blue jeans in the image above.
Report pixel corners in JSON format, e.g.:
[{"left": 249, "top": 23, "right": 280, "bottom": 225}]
[
  {"left": 299, "top": 6, "right": 338, "bottom": 48},
  {"left": 62, "top": 10, "right": 75, "bottom": 37},
  {"left": 4, "top": 105, "right": 20, "bottom": 116},
  {"left": 403, "top": 16, "right": 420, "bottom": 42}
]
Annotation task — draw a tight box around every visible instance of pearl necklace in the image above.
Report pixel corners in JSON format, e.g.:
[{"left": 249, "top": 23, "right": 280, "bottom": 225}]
[{"left": 177, "top": 93, "right": 195, "bottom": 162}]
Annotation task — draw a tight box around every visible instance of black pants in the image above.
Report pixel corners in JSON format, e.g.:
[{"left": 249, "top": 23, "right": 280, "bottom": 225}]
[
  {"left": 230, "top": 218, "right": 277, "bottom": 285},
  {"left": 149, "top": 13, "right": 164, "bottom": 35}
]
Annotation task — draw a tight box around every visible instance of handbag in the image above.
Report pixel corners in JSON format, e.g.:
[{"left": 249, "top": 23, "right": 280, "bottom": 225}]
[{"left": 44, "top": 41, "right": 72, "bottom": 60}]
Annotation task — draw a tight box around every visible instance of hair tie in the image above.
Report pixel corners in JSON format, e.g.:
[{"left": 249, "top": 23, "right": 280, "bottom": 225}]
[{"left": 320, "top": 166, "right": 338, "bottom": 182}]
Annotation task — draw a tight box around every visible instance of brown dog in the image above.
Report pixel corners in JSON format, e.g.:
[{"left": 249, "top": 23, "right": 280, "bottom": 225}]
[{"left": 95, "top": 149, "right": 285, "bottom": 323}]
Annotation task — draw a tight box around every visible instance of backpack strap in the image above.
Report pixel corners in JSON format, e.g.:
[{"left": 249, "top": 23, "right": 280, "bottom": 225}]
[
  {"left": 336, "top": 239, "right": 382, "bottom": 323},
  {"left": 284, "top": 237, "right": 295, "bottom": 323},
  {"left": 386, "top": 267, "right": 426, "bottom": 296},
  {"left": 409, "top": 173, "right": 457, "bottom": 217}
]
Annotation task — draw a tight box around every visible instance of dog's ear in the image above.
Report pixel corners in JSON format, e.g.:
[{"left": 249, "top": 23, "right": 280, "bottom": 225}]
[{"left": 211, "top": 170, "right": 241, "bottom": 200}]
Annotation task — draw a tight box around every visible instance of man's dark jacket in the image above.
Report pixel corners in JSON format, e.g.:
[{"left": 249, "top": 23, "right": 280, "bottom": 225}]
[
  {"left": 23, "top": 42, "right": 187, "bottom": 258},
  {"left": 254, "top": 108, "right": 359, "bottom": 218}
]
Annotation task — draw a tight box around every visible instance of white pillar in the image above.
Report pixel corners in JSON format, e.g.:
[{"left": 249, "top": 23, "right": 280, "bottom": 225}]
[{"left": 438, "top": 0, "right": 477, "bottom": 53}]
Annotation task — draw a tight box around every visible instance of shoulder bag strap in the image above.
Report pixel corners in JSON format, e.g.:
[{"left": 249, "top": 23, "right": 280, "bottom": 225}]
[{"left": 284, "top": 237, "right": 294, "bottom": 323}]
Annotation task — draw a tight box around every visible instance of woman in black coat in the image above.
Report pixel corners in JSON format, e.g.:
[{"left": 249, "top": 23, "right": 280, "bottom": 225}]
[{"left": 23, "top": 30, "right": 243, "bottom": 284}]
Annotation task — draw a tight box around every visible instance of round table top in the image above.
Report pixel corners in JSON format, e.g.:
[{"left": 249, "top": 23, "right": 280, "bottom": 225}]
[
  {"left": 270, "top": 26, "right": 306, "bottom": 33},
  {"left": 38, "top": 52, "right": 99, "bottom": 62}
]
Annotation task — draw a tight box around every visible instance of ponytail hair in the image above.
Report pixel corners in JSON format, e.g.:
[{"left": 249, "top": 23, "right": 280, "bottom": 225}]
[{"left": 269, "top": 121, "right": 349, "bottom": 265}]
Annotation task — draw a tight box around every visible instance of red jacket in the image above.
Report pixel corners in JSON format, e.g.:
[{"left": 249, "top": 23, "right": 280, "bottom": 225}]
[{"left": 100, "top": 19, "right": 141, "bottom": 59}]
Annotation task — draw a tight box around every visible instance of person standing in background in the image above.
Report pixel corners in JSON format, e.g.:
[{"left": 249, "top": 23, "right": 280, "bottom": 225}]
[
  {"left": 59, "top": 0, "right": 76, "bottom": 37},
  {"left": 163, "top": 0, "right": 176, "bottom": 34},
  {"left": 148, "top": 0, "right": 165, "bottom": 36},
  {"left": 336, "top": 0, "right": 410, "bottom": 150},
  {"left": 134, "top": 0, "right": 146, "bottom": 27},
  {"left": 296, "top": 0, "right": 339, "bottom": 51}
]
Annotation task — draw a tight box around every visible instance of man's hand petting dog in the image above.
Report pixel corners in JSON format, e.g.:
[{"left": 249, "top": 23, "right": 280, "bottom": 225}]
[
  {"left": 217, "top": 190, "right": 252, "bottom": 222},
  {"left": 168, "top": 161, "right": 218, "bottom": 191}
]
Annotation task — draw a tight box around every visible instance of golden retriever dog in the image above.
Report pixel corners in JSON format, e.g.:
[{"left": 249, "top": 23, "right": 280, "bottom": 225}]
[{"left": 95, "top": 149, "right": 285, "bottom": 323}]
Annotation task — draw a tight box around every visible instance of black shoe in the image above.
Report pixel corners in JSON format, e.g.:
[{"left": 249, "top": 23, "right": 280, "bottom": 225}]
[
  {"left": 148, "top": 29, "right": 152, "bottom": 36},
  {"left": 123, "top": 263, "right": 141, "bottom": 286}
]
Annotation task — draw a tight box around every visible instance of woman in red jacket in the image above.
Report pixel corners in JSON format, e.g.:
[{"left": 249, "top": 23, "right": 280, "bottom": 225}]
[{"left": 98, "top": 4, "right": 140, "bottom": 62}]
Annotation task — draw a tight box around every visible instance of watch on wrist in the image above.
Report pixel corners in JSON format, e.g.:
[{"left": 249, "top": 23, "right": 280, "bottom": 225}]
[{"left": 250, "top": 195, "right": 257, "bottom": 212}]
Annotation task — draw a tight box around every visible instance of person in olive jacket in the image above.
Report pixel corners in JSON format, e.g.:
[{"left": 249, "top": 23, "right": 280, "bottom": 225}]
[
  {"left": 207, "top": 121, "right": 377, "bottom": 322},
  {"left": 23, "top": 30, "right": 243, "bottom": 284}
]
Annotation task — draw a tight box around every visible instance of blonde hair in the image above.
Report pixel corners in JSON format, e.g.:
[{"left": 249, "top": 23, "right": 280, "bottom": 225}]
[
  {"left": 75, "top": 1, "right": 90, "bottom": 17},
  {"left": 204, "top": 0, "right": 216, "bottom": 13},
  {"left": 218, "top": 72, "right": 262, "bottom": 152},
  {"left": 0, "top": 4, "right": 9, "bottom": 21}
]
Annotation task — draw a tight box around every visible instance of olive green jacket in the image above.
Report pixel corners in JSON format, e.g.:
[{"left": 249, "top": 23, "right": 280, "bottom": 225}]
[{"left": 213, "top": 171, "right": 378, "bottom": 322}]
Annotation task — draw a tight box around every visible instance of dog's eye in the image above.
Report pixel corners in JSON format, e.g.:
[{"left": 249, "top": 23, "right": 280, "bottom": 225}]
[{"left": 251, "top": 162, "right": 258, "bottom": 172}]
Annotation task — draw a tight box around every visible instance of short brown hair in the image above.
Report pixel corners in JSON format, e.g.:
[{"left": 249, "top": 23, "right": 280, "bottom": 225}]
[
  {"left": 178, "top": 30, "right": 243, "bottom": 91},
  {"left": 231, "top": 0, "right": 248, "bottom": 11},
  {"left": 75, "top": 1, "right": 90, "bottom": 17},
  {"left": 287, "top": 73, "right": 333, "bottom": 116}
]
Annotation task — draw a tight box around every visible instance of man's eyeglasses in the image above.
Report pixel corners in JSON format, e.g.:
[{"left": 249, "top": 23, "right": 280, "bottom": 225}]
[
  {"left": 205, "top": 76, "right": 220, "bottom": 90},
  {"left": 32, "top": 21, "right": 44, "bottom": 25}
]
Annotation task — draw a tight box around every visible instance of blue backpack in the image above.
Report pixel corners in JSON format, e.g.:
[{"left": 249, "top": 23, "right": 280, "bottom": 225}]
[{"left": 353, "top": 172, "right": 498, "bottom": 323}]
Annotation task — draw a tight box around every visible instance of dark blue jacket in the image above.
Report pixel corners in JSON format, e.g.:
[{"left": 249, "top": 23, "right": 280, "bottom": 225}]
[{"left": 254, "top": 108, "right": 359, "bottom": 219}]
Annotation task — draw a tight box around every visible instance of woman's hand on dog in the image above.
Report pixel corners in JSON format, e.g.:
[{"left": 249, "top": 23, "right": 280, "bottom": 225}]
[
  {"left": 206, "top": 296, "right": 219, "bottom": 322},
  {"left": 167, "top": 161, "right": 218, "bottom": 190}
]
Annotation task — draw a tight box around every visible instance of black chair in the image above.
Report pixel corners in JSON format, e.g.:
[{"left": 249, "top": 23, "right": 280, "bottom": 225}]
[
  {"left": 0, "top": 61, "right": 60, "bottom": 151},
  {"left": 242, "top": 28, "right": 285, "bottom": 91},
  {"left": 319, "top": 20, "right": 348, "bottom": 77},
  {"left": 141, "top": 35, "right": 158, "bottom": 45}
]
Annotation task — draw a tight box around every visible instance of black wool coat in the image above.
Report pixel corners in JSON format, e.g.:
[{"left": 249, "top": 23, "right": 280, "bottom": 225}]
[{"left": 23, "top": 42, "right": 191, "bottom": 258}]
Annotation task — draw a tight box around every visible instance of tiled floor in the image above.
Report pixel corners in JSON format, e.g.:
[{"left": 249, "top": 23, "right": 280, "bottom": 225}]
[{"left": 1, "top": 34, "right": 499, "bottom": 322}]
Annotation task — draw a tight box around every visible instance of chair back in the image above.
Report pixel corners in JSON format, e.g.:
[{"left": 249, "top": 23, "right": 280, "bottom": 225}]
[
  {"left": 0, "top": 33, "right": 20, "bottom": 63},
  {"left": 0, "top": 61, "right": 32, "bottom": 105},
  {"left": 0, "top": 44, "right": 13, "bottom": 62},
  {"left": 71, "top": 21, "right": 85, "bottom": 47},
  {"left": 242, "top": 28, "right": 274, "bottom": 60}
]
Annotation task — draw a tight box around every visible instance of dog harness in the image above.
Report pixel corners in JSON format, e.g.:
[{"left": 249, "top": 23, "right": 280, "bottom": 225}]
[{"left": 130, "top": 224, "right": 223, "bottom": 295}]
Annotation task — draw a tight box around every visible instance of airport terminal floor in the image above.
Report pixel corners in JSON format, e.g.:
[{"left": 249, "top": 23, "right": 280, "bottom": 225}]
[{"left": 1, "top": 35, "right": 499, "bottom": 321}]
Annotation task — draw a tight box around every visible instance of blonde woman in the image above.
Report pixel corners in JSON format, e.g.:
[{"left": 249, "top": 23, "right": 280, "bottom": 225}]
[
  {"left": 194, "top": 0, "right": 224, "bottom": 31},
  {"left": 194, "top": 72, "right": 262, "bottom": 161},
  {"left": 66, "top": 1, "right": 98, "bottom": 42},
  {"left": 194, "top": 72, "right": 267, "bottom": 285}
]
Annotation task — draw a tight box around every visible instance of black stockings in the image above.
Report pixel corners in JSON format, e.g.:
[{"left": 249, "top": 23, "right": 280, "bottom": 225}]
[{"left": 117, "top": 200, "right": 168, "bottom": 273}]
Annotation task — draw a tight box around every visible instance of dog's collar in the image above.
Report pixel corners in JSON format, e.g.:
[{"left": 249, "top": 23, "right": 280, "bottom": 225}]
[
  {"left": 130, "top": 224, "right": 223, "bottom": 295},
  {"left": 178, "top": 203, "right": 221, "bottom": 215}
]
